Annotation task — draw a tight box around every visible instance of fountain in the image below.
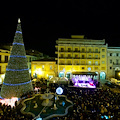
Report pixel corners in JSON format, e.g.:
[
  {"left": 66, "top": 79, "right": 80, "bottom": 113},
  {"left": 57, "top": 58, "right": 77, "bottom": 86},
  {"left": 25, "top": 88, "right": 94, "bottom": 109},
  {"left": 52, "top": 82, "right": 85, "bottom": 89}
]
[
  {"left": 21, "top": 87, "right": 73, "bottom": 120},
  {"left": 41, "top": 88, "right": 54, "bottom": 106}
]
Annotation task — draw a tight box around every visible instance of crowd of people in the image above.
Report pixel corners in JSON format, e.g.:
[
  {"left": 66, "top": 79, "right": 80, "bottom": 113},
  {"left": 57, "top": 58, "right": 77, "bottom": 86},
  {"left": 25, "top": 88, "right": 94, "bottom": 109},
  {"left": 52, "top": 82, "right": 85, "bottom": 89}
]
[
  {"left": 51, "top": 87, "right": 120, "bottom": 120},
  {"left": 0, "top": 79, "right": 120, "bottom": 120}
]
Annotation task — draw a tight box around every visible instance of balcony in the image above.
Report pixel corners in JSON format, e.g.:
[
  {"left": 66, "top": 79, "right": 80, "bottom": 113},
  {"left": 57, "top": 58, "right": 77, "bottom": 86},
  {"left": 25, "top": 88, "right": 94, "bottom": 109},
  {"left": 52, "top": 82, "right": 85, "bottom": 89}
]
[
  {"left": 87, "top": 57, "right": 100, "bottom": 59},
  {"left": 73, "top": 50, "right": 80, "bottom": 52},
  {"left": 58, "top": 57, "right": 100, "bottom": 59},
  {"left": 59, "top": 63, "right": 72, "bottom": 65},
  {"left": 74, "top": 57, "right": 80, "bottom": 59}
]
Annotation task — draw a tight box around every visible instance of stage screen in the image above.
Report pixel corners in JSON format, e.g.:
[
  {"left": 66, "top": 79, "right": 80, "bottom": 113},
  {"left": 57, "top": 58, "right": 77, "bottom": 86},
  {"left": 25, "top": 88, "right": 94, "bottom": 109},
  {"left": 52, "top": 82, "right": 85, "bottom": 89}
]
[{"left": 72, "top": 75, "right": 96, "bottom": 88}]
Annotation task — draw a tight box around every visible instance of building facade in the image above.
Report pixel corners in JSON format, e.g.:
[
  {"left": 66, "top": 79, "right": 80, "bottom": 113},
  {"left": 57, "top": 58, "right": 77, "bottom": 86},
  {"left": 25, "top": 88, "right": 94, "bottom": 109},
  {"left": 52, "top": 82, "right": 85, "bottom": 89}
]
[
  {"left": 31, "top": 60, "right": 56, "bottom": 79},
  {"left": 107, "top": 47, "right": 120, "bottom": 80},
  {"left": 55, "top": 35, "right": 108, "bottom": 80},
  {"left": 0, "top": 48, "right": 39, "bottom": 84},
  {"left": 0, "top": 49, "right": 10, "bottom": 84}
]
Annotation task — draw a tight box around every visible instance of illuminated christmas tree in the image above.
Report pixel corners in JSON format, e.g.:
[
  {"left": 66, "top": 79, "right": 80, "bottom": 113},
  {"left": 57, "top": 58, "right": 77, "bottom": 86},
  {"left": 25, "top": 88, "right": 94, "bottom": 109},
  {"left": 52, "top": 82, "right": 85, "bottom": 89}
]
[{"left": 1, "top": 18, "right": 33, "bottom": 99}]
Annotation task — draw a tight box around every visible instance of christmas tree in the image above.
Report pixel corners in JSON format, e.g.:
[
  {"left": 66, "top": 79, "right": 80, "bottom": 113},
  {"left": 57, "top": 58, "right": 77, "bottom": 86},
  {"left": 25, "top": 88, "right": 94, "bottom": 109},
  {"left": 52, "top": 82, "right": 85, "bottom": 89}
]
[{"left": 0, "top": 18, "right": 33, "bottom": 99}]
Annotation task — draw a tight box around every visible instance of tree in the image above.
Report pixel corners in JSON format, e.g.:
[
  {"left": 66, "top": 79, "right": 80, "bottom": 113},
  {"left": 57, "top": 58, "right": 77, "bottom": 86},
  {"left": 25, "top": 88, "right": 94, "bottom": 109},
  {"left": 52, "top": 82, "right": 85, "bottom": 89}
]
[{"left": 0, "top": 18, "right": 33, "bottom": 98}]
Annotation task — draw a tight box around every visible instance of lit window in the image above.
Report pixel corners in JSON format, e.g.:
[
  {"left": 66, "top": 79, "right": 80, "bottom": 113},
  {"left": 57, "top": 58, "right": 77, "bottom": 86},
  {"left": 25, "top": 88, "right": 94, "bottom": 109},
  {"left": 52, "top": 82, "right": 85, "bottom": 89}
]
[
  {"left": 95, "top": 61, "right": 98, "bottom": 65},
  {"left": 50, "top": 65, "right": 52, "bottom": 70},
  {"left": 102, "top": 55, "right": 105, "bottom": 58},
  {"left": 88, "top": 61, "right": 91, "bottom": 65},
  {"left": 42, "top": 65, "right": 44, "bottom": 70},
  {"left": 102, "top": 61, "right": 105, "bottom": 64},
  {"left": 34, "top": 65, "right": 36, "bottom": 69},
  {"left": 95, "top": 55, "right": 98, "bottom": 58}
]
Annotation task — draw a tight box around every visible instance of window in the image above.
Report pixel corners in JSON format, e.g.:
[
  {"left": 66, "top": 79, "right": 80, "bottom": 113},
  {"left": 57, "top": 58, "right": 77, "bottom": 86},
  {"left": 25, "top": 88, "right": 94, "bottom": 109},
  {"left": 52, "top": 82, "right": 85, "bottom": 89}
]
[
  {"left": 88, "top": 61, "right": 91, "bottom": 65},
  {"left": 88, "top": 49, "right": 91, "bottom": 52},
  {"left": 75, "top": 54, "right": 78, "bottom": 58},
  {"left": 110, "top": 60, "right": 112, "bottom": 63},
  {"left": 95, "top": 67, "right": 98, "bottom": 70},
  {"left": 95, "top": 49, "right": 98, "bottom": 52},
  {"left": 101, "top": 67, "right": 105, "bottom": 70},
  {"left": 116, "top": 59, "right": 119, "bottom": 64},
  {"left": 82, "top": 55, "right": 85, "bottom": 59},
  {"left": 29, "top": 57, "right": 32, "bottom": 62},
  {"left": 95, "top": 61, "right": 98, "bottom": 65},
  {"left": 60, "top": 60, "right": 64, "bottom": 65},
  {"left": 50, "top": 65, "right": 52, "bottom": 70},
  {"left": 68, "top": 48, "right": 71, "bottom": 52},
  {"left": 110, "top": 67, "right": 112, "bottom": 69},
  {"left": 81, "top": 61, "right": 85, "bottom": 65},
  {"left": 102, "top": 49, "right": 105, "bottom": 52},
  {"left": 61, "top": 48, "right": 64, "bottom": 52},
  {"left": 88, "top": 55, "right": 91, "bottom": 58},
  {"left": 0, "top": 66, "right": 1, "bottom": 74},
  {"left": 68, "top": 60, "right": 71, "bottom": 65},
  {"left": 82, "top": 48, "right": 85, "bottom": 52},
  {"left": 42, "top": 65, "right": 44, "bottom": 70},
  {"left": 110, "top": 53, "right": 112, "bottom": 56},
  {"left": 60, "top": 54, "right": 64, "bottom": 58},
  {"left": 75, "top": 61, "right": 78, "bottom": 65},
  {"left": 34, "top": 65, "right": 36, "bottom": 69},
  {"left": 95, "top": 55, "right": 98, "bottom": 58},
  {"left": 0, "top": 55, "right": 1, "bottom": 62},
  {"left": 82, "top": 67, "right": 84, "bottom": 69},
  {"left": 102, "top": 61, "right": 104, "bottom": 64},
  {"left": 116, "top": 53, "right": 119, "bottom": 56},
  {"left": 5, "top": 56, "right": 8, "bottom": 62},
  {"left": 75, "top": 48, "right": 78, "bottom": 51},
  {"left": 102, "top": 55, "right": 105, "bottom": 58},
  {"left": 68, "top": 54, "right": 71, "bottom": 58}
]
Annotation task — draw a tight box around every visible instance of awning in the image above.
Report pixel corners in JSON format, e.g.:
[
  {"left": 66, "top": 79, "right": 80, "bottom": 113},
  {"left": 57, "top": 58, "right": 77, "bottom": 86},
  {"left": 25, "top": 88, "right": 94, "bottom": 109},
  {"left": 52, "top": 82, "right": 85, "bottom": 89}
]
[{"left": 72, "top": 72, "right": 97, "bottom": 75}]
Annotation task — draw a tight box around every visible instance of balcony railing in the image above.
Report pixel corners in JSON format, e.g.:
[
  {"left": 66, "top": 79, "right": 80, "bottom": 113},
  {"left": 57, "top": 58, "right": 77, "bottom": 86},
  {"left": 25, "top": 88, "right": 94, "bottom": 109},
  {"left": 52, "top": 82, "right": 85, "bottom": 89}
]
[
  {"left": 58, "top": 50, "right": 100, "bottom": 53},
  {"left": 59, "top": 63, "right": 100, "bottom": 65},
  {"left": 59, "top": 57, "right": 100, "bottom": 59}
]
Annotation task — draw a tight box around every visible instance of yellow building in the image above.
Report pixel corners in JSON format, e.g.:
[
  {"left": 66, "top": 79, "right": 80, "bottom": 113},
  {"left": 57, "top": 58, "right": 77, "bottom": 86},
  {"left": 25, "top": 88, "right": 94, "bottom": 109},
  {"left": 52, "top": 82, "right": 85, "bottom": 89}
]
[
  {"left": 0, "top": 48, "right": 39, "bottom": 84},
  {"left": 0, "top": 49, "right": 10, "bottom": 84},
  {"left": 55, "top": 35, "right": 107, "bottom": 80},
  {"left": 31, "top": 59, "right": 56, "bottom": 79}
]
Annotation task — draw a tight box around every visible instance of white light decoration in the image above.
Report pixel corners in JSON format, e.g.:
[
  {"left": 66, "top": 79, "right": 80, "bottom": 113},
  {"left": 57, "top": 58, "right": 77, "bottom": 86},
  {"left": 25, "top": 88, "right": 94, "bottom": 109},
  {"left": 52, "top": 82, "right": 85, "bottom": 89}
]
[
  {"left": 88, "top": 67, "right": 91, "bottom": 71},
  {"left": 0, "top": 97, "right": 18, "bottom": 107},
  {"left": 56, "top": 87, "right": 63, "bottom": 95},
  {"left": 18, "top": 18, "right": 21, "bottom": 23}
]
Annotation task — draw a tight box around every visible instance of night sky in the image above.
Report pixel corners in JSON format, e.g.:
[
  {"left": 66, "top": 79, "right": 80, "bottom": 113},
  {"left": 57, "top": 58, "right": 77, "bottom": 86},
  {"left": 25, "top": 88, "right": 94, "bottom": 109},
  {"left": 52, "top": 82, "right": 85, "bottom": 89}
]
[{"left": 0, "top": 1, "right": 120, "bottom": 57}]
